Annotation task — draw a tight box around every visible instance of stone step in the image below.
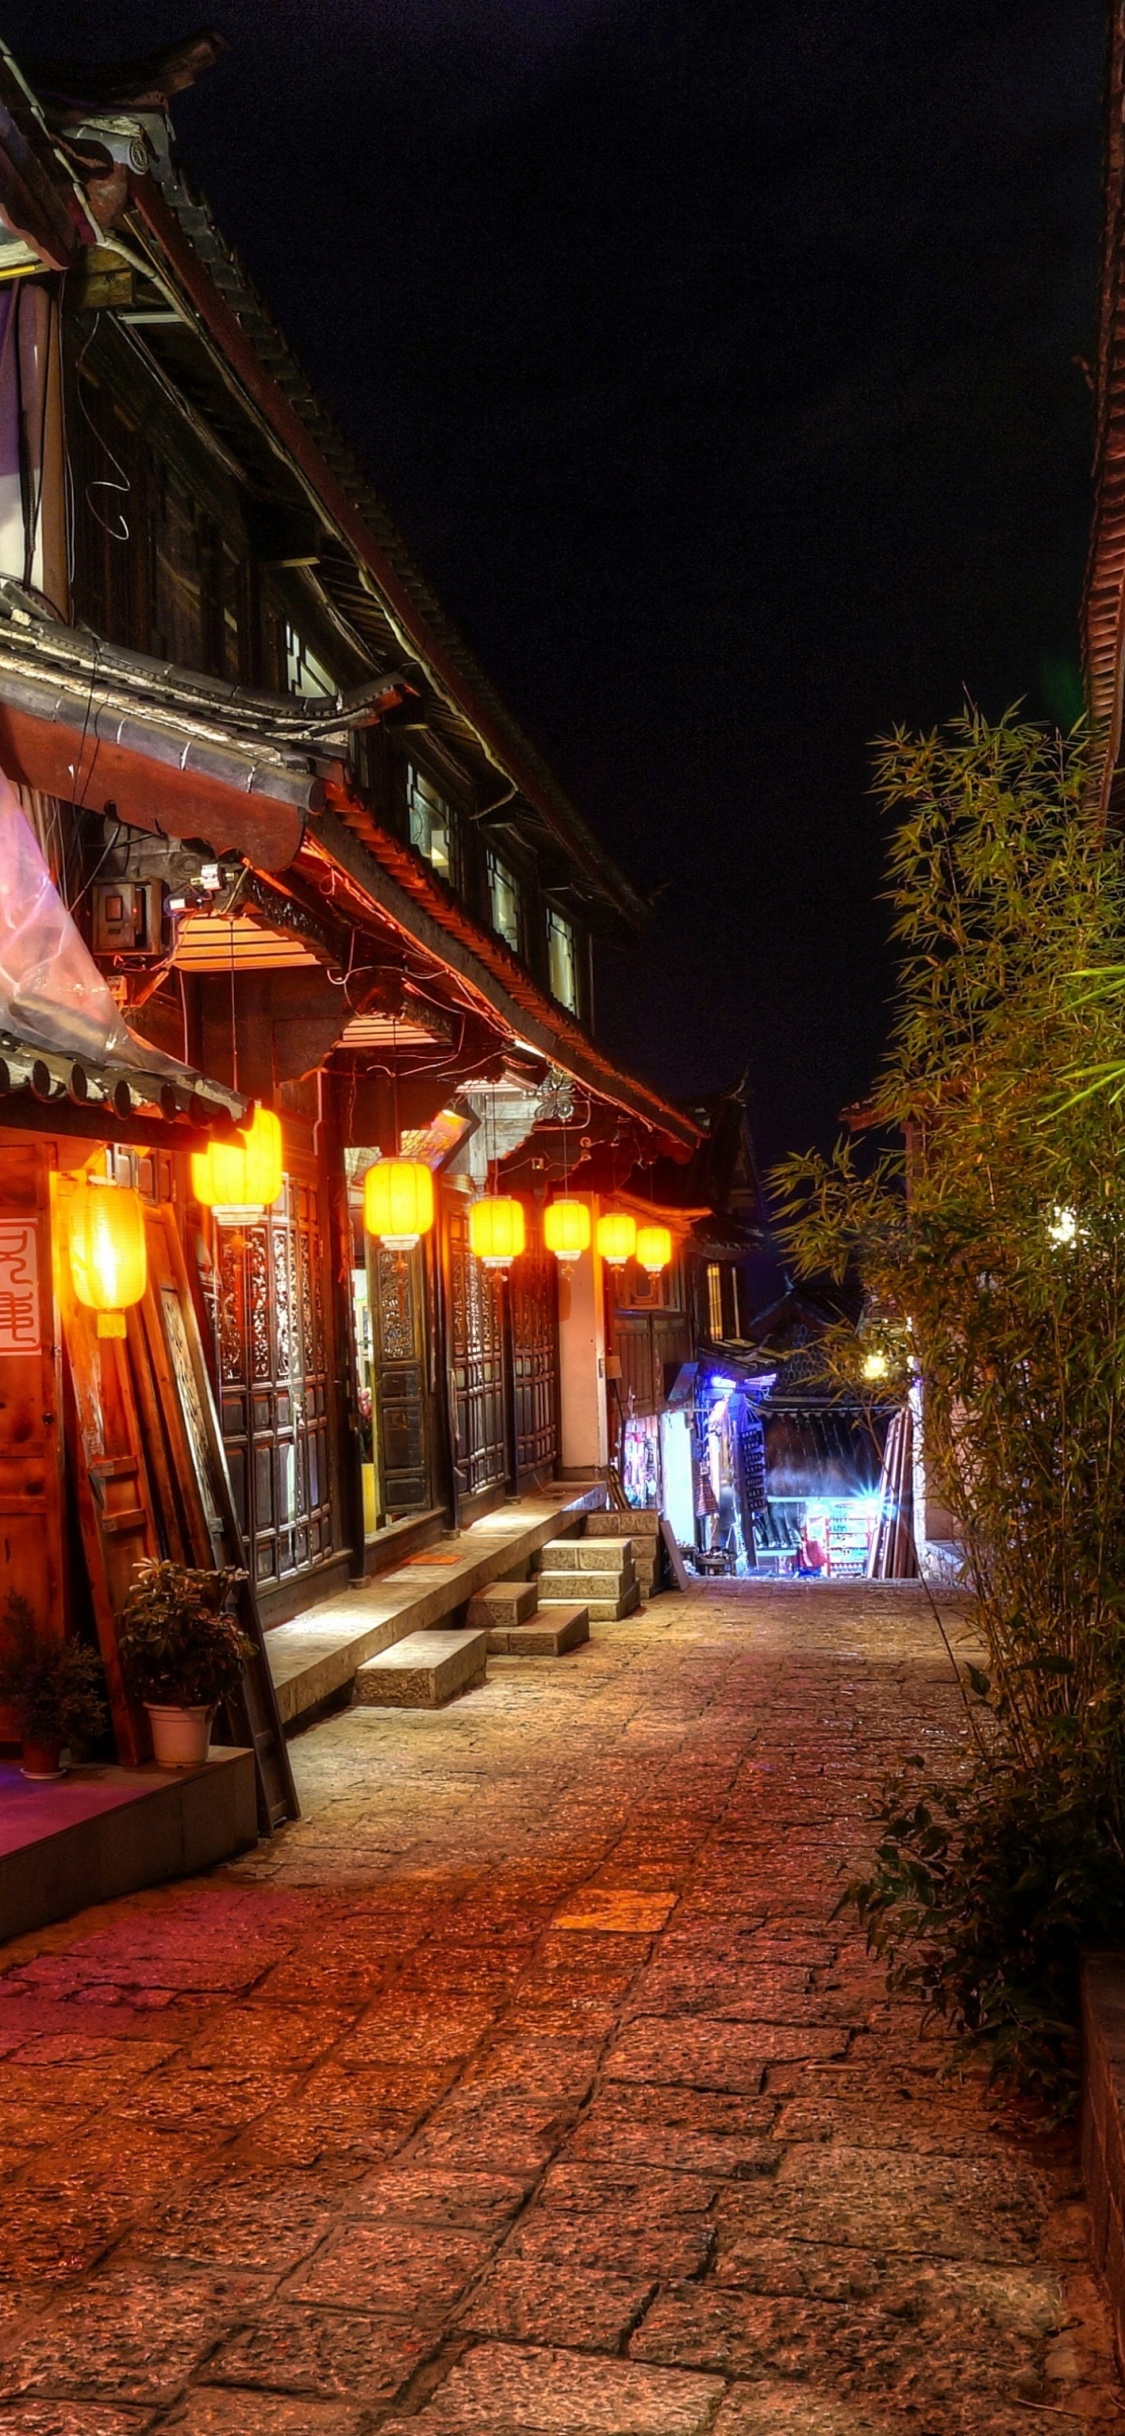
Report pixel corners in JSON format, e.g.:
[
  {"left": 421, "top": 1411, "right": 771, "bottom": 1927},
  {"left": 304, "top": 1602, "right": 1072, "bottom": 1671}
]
[
  {"left": 487, "top": 1606, "right": 590, "bottom": 1656},
  {"left": 541, "top": 1537, "right": 635, "bottom": 1572},
  {"left": 585, "top": 1509, "right": 659, "bottom": 1538},
  {"left": 467, "top": 1579, "right": 539, "bottom": 1629},
  {"left": 538, "top": 1561, "right": 634, "bottom": 1603},
  {"left": 540, "top": 1582, "right": 640, "bottom": 1623},
  {"left": 354, "top": 1629, "right": 487, "bottom": 1709}
]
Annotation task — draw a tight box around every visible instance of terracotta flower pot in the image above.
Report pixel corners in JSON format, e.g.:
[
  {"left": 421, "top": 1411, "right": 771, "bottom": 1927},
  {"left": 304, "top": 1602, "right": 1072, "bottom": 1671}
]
[
  {"left": 21, "top": 1737, "right": 65, "bottom": 1781},
  {"left": 145, "top": 1703, "right": 214, "bottom": 1769}
]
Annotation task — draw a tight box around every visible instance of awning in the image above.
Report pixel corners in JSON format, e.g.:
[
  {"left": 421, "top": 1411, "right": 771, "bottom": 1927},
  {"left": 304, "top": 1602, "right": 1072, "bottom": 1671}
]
[{"left": 762, "top": 1405, "right": 889, "bottom": 1501}]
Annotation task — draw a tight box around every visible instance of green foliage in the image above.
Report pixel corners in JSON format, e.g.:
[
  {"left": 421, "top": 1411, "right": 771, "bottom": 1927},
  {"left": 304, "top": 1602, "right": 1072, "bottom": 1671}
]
[
  {"left": 0, "top": 1593, "right": 108, "bottom": 1748},
  {"left": 849, "top": 1739, "right": 1125, "bottom": 2115},
  {"left": 118, "top": 1560, "right": 251, "bottom": 1708},
  {"left": 774, "top": 708, "right": 1125, "bottom": 2106}
]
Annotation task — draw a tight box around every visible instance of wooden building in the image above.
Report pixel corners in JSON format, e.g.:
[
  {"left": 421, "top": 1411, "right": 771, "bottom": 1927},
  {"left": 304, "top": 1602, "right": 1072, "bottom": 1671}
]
[{"left": 0, "top": 25, "right": 706, "bottom": 1724}]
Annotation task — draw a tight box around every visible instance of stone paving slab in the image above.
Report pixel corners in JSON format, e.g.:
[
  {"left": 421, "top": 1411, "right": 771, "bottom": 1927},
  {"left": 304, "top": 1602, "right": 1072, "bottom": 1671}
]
[{"left": 0, "top": 1583, "right": 1117, "bottom": 2430}]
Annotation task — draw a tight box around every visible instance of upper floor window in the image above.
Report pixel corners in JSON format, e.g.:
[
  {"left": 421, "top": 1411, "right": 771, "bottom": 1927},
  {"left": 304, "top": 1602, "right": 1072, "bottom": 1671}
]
[
  {"left": 487, "top": 851, "right": 521, "bottom": 954},
  {"left": 546, "top": 907, "right": 579, "bottom": 1012},
  {"left": 285, "top": 623, "right": 335, "bottom": 700},
  {"left": 706, "top": 1262, "right": 725, "bottom": 1339},
  {"left": 407, "top": 762, "right": 458, "bottom": 887}
]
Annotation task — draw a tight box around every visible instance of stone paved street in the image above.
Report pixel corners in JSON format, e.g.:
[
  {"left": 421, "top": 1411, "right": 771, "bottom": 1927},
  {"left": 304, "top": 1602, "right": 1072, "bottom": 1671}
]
[{"left": 0, "top": 1581, "right": 1119, "bottom": 2433}]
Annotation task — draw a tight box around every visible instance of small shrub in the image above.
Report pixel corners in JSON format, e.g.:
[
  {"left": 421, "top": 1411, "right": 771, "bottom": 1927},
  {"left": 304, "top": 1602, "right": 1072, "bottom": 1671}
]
[
  {"left": 118, "top": 1560, "right": 250, "bottom": 1708},
  {"left": 849, "top": 1737, "right": 1125, "bottom": 2116},
  {"left": 0, "top": 1592, "right": 108, "bottom": 1748}
]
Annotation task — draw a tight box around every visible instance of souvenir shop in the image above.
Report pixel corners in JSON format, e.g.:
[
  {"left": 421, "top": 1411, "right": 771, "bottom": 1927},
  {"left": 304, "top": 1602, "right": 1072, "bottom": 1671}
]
[{"left": 632, "top": 1365, "right": 901, "bottom": 1581}]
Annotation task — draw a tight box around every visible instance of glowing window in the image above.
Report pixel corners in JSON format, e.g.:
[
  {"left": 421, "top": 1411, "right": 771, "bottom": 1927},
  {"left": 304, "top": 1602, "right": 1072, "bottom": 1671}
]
[
  {"left": 707, "top": 1263, "right": 724, "bottom": 1339},
  {"left": 407, "top": 763, "right": 458, "bottom": 887},
  {"left": 546, "top": 908, "right": 578, "bottom": 1011},
  {"left": 487, "top": 852, "right": 521, "bottom": 954}
]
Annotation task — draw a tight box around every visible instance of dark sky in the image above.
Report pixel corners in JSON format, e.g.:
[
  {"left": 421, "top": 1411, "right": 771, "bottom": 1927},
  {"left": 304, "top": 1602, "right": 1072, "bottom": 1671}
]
[{"left": 1, "top": 0, "right": 1106, "bottom": 1164}]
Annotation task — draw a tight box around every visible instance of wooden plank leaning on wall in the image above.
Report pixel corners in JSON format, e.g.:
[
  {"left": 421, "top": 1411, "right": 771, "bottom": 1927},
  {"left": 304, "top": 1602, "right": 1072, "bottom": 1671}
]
[{"left": 0, "top": 1136, "right": 66, "bottom": 1738}]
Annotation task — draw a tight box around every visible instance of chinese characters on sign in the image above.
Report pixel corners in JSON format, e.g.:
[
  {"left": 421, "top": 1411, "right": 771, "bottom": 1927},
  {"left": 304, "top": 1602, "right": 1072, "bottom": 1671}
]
[{"left": 0, "top": 1220, "right": 40, "bottom": 1353}]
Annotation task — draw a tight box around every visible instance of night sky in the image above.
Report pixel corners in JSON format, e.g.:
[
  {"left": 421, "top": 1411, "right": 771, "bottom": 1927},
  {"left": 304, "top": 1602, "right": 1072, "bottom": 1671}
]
[{"left": 1, "top": 0, "right": 1106, "bottom": 1165}]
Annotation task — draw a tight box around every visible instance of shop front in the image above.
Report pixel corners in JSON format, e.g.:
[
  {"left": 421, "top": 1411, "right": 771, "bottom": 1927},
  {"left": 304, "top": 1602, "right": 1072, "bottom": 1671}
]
[{"left": 753, "top": 1400, "right": 895, "bottom": 1579}]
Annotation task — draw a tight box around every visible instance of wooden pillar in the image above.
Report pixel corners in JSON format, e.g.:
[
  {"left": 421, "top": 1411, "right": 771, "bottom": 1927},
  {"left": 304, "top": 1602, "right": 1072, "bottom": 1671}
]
[{"left": 557, "top": 1197, "right": 608, "bottom": 1477}]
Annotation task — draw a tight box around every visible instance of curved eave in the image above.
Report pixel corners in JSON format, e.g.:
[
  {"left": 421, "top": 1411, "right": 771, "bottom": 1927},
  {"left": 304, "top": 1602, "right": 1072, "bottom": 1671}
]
[
  {"left": 0, "top": 1028, "right": 245, "bottom": 1150},
  {"left": 0, "top": 670, "right": 318, "bottom": 869},
  {"left": 0, "top": 45, "right": 95, "bottom": 269},
  {"left": 306, "top": 790, "right": 702, "bottom": 1154}
]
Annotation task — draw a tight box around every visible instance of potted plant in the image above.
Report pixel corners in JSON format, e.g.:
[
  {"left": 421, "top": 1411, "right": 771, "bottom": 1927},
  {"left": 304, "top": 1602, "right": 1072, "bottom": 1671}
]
[
  {"left": 0, "top": 1592, "right": 108, "bottom": 1779},
  {"left": 118, "top": 1560, "right": 251, "bottom": 1768}
]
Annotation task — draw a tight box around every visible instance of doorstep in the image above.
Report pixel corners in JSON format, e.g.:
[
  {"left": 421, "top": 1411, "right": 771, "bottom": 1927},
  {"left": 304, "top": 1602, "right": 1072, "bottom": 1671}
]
[
  {"left": 265, "top": 1485, "right": 605, "bottom": 1730},
  {"left": 0, "top": 1749, "right": 258, "bottom": 1944}
]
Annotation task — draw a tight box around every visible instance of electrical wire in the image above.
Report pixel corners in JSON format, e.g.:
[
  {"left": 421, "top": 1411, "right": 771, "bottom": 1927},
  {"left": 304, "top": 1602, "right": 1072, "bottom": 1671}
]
[{"left": 74, "top": 319, "right": 131, "bottom": 543}]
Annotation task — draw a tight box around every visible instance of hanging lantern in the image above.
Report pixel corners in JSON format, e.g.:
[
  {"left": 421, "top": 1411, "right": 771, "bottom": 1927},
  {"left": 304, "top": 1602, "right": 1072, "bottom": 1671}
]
[
  {"left": 636, "top": 1223, "right": 673, "bottom": 1276},
  {"left": 469, "top": 1195, "right": 526, "bottom": 1269},
  {"left": 543, "top": 1197, "right": 590, "bottom": 1264},
  {"left": 364, "top": 1157, "right": 435, "bottom": 1251},
  {"left": 69, "top": 1177, "right": 147, "bottom": 1338},
  {"left": 596, "top": 1210, "right": 636, "bottom": 1269},
  {"left": 191, "top": 1107, "right": 284, "bottom": 1221}
]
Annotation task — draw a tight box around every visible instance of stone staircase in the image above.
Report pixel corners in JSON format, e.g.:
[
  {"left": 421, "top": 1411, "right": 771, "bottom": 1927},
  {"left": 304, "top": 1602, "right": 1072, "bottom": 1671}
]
[
  {"left": 536, "top": 1534, "right": 639, "bottom": 1622},
  {"left": 467, "top": 1575, "right": 591, "bottom": 1656},
  {"left": 585, "top": 1507, "right": 661, "bottom": 1598},
  {"left": 351, "top": 1507, "right": 664, "bottom": 1705}
]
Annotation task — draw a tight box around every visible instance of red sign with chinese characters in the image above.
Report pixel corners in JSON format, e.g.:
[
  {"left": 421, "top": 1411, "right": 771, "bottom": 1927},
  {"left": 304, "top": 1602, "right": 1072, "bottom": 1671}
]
[{"left": 0, "top": 1219, "right": 40, "bottom": 1354}]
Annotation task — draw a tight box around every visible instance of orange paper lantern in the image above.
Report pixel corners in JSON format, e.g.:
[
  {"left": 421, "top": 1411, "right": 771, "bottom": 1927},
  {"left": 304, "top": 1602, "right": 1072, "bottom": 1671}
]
[
  {"left": 543, "top": 1197, "right": 591, "bottom": 1263},
  {"left": 69, "top": 1177, "right": 147, "bottom": 1338},
  {"left": 469, "top": 1195, "right": 525, "bottom": 1269},
  {"left": 636, "top": 1223, "right": 673, "bottom": 1276},
  {"left": 364, "top": 1158, "right": 435, "bottom": 1250},
  {"left": 596, "top": 1211, "right": 636, "bottom": 1268},
  {"left": 191, "top": 1106, "right": 283, "bottom": 1219}
]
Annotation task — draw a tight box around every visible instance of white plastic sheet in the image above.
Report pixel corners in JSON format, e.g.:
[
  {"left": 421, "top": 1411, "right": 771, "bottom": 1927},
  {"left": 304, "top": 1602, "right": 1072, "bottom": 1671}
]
[{"left": 0, "top": 775, "right": 172, "bottom": 1070}]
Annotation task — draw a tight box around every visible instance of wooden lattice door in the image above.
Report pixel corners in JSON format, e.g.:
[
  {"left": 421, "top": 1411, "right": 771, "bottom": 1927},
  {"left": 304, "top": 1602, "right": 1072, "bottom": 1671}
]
[
  {"left": 214, "top": 1168, "right": 335, "bottom": 1593},
  {"left": 371, "top": 1241, "right": 431, "bottom": 1517},
  {"left": 509, "top": 1217, "right": 559, "bottom": 1485},
  {"left": 445, "top": 1193, "right": 508, "bottom": 1511}
]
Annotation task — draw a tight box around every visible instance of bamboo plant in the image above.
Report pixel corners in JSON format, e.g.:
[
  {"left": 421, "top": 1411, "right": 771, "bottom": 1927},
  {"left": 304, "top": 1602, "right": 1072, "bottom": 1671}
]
[{"left": 772, "top": 709, "right": 1125, "bottom": 2106}]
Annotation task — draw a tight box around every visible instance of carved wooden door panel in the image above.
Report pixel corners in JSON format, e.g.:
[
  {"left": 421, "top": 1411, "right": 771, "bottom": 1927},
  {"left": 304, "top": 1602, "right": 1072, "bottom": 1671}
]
[
  {"left": 613, "top": 1312, "right": 657, "bottom": 1412},
  {"left": 0, "top": 1139, "right": 65, "bottom": 1733},
  {"left": 509, "top": 1217, "right": 559, "bottom": 1485},
  {"left": 445, "top": 1194, "right": 508, "bottom": 1508},
  {"left": 370, "top": 1242, "right": 430, "bottom": 1517},
  {"left": 213, "top": 1170, "right": 334, "bottom": 1593},
  {"left": 140, "top": 1203, "right": 297, "bottom": 1828}
]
